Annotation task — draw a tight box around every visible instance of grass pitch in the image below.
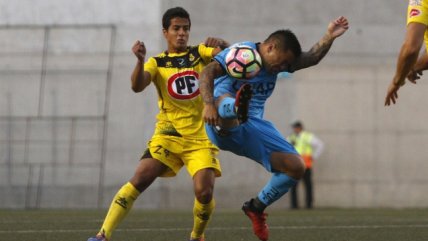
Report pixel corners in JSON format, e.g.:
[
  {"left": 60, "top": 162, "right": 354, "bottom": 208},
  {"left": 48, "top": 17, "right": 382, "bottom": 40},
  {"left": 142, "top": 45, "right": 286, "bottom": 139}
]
[{"left": 1, "top": 208, "right": 428, "bottom": 241}]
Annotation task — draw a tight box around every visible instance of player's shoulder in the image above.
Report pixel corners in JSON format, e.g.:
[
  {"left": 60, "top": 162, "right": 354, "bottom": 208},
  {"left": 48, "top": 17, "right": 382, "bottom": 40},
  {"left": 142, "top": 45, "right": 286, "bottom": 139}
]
[
  {"left": 153, "top": 50, "right": 167, "bottom": 57},
  {"left": 190, "top": 45, "right": 203, "bottom": 55},
  {"left": 151, "top": 46, "right": 204, "bottom": 68},
  {"left": 144, "top": 56, "right": 158, "bottom": 67},
  {"left": 150, "top": 52, "right": 167, "bottom": 67},
  {"left": 153, "top": 46, "right": 200, "bottom": 58}
]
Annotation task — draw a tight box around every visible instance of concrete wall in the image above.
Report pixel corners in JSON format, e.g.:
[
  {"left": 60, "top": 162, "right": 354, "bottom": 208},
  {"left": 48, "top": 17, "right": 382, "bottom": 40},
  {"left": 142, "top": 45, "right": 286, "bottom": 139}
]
[{"left": 2, "top": 0, "right": 428, "bottom": 209}]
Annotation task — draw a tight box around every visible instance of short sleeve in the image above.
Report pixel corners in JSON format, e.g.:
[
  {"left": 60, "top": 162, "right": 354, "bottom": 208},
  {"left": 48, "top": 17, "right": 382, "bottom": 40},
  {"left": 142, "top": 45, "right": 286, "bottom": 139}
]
[
  {"left": 407, "top": 1, "right": 428, "bottom": 26},
  {"left": 198, "top": 44, "right": 215, "bottom": 64},
  {"left": 144, "top": 57, "right": 157, "bottom": 80}
]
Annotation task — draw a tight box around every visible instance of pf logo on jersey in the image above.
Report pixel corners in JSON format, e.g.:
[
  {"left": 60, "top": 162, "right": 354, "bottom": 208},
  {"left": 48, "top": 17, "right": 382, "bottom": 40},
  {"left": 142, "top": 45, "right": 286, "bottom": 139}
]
[{"left": 168, "top": 70, "right": 200, "bottom": 99}]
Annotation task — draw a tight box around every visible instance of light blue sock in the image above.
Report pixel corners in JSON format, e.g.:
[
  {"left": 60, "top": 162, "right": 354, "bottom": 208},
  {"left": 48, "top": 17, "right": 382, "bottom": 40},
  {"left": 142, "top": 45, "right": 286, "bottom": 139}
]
[
  {"left": 217, "top": 97, "right": 236, "bottom": 119},
  {"left": 257, "top": 173, "right": 298, "bottom": 206}
]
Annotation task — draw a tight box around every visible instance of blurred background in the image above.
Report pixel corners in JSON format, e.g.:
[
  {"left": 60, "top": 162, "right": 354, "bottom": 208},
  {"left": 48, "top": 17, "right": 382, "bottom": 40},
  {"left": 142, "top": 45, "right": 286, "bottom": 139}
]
[{"left": 1, "top": 0, "right": 427, "bottom": 210}]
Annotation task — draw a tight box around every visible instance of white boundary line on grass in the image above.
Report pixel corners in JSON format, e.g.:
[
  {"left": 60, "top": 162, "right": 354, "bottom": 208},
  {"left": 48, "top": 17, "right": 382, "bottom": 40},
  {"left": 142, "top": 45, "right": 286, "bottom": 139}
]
[{"left": 1, "top": 224, "right": 428, "bottom": 234}]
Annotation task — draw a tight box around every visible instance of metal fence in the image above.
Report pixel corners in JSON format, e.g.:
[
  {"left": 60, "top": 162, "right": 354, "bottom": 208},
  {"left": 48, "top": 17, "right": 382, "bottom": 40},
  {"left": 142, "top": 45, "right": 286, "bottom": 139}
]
[{"left": 0, "top": 24, "right": 116, "bottom": 208}]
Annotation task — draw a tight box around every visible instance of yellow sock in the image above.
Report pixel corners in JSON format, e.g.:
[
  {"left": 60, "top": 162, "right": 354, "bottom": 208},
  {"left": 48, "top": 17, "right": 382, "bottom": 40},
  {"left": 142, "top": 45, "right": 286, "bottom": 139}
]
[
  {"left": 98, "top": 182, "right": 140, "bottom": 239},
  {"left": 190, "top": 198, "right": 215, "bottom": 239}
]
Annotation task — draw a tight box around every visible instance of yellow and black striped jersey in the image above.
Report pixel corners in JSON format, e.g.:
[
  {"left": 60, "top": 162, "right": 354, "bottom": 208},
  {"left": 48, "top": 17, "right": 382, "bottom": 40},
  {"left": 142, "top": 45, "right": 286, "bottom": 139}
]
[{"left": 144, "top": 44, "right": 214, "bottom": 139}]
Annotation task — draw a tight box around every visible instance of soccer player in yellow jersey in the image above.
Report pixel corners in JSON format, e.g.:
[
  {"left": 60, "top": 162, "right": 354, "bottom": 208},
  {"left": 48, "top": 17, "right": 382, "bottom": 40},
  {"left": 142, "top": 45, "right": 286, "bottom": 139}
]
[
  {"left": 87, "top": 7, "right": 227, "bottom": 241},
  {"left": 385, "top": 0, "right": 428, "bottom": 105}
]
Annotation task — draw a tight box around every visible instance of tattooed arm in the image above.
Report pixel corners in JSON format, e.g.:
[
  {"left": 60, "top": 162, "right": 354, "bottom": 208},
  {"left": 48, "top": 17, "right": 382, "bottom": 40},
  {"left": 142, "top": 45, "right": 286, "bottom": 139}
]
[
  {"left": 291, "top": 16, "right": 349, "bottom": 72},
  {"left": 199, "top": 61, "right": 226, "bottom": 126}
]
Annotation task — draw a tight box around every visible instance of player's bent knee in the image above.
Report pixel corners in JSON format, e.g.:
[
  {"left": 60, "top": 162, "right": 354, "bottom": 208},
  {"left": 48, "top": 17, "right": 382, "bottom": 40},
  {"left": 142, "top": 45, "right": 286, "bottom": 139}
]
[
  {"left": 194, "top": 187, "right": 213, "bottom": 204},
  {"left": 129, "top": 158, "right": 165, "bottom": 192},
  {"left": 271, "top": 152, "right": 306, "bottom": 179},
  {"left": 129, "top": 174, "right": 156, "bottom": 192},
  {"left": 291, "top": 158, "right": 306, "bottom": 179},
  {"left": 192, "top": 168, "right": 216, "bottom": 203},
  {"left": 285, "top": 155, "right": 305, "bottom": 179}
]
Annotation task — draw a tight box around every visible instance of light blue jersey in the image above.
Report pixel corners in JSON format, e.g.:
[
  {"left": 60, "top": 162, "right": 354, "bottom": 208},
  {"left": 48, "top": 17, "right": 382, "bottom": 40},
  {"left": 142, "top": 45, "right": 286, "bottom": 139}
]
[
  {"left": 213, "top": 41, "right": 277, "bottom": 119},
  {"left": 206, "top": 41, "right": 298, "bottom": 172}
]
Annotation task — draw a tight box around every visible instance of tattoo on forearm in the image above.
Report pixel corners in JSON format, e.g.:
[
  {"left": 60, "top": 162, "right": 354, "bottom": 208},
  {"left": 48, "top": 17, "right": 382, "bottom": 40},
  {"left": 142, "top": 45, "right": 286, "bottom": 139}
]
[
  {"left": 200, "top": 80, "right": 214, "bottom": 104},
  {"left": 293, "top": 34, "right": 334, "bottom": 71},
  {"left": 199, "top": 63, "right": 217, "bottom": 104},
  {"left": 310, "top": 34, "right": 334, "bottom": 61}
]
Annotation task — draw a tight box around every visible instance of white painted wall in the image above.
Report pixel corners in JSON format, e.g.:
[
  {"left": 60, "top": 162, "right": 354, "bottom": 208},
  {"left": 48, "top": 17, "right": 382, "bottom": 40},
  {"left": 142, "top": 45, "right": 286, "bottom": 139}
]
[{"left": 2, "top": 0, "right": 428, "bottom": 209}]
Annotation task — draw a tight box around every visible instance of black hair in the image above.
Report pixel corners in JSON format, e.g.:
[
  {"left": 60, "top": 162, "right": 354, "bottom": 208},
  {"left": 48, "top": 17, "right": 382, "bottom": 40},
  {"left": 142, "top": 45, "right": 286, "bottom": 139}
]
[
  {"left": 292, "top": 121, "right": 303, "bottom": 128},
  {"left": 162, "top": 7, "right": 191, "bottom": 30},
  {"left": 265, "top": 29, "right": 302, "bottom": 58}
]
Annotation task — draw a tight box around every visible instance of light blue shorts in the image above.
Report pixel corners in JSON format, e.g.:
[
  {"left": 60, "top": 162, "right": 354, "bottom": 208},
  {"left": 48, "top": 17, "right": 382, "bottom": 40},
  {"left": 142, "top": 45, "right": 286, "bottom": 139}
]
[{"left": 205, "top": 116, "right": 298, "bottom": 172}]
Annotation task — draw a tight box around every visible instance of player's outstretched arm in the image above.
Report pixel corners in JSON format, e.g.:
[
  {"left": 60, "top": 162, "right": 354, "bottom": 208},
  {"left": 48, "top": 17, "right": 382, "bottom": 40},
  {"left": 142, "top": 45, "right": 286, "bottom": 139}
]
[
  {"left": 199, "top": 61, "right": 225, "bottom": 126},
  {"left": 385, "top": 22, "right": 426, "bottom": 106},
  {"left": 291, "top": 16, "right": 349, "bottom": 72},
  {"left": 131, "top": 40, "right": 151, "bottom": 93}
]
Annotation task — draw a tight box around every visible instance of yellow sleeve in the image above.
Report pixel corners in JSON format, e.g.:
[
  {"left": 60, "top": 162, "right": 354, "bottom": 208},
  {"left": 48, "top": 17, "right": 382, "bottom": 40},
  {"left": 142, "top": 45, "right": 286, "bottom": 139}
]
[
  {"left": 425, "top": 31, "right": 428, "bottom": 53},
  {"left": 407, "top": 1, "right": 428, "bottom": 26},
  {"left": 198, "top": 44, "right": 215, "bottom": 64},
  {"left": 144, "top": 57, "right": 157, "bottom": 80}
]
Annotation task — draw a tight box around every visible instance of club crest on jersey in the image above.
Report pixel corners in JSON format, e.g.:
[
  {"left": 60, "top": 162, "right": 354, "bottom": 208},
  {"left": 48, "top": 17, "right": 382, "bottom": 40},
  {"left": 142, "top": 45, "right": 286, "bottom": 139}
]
[
  {"left": 168, "top": 70, "right": 200, "bottom": 99},
  {"left": 189, "top": 53, "right": 195, "bottom": 62},
  {"left": 409, "top": 8, "right": 421, "bottom": 17}
]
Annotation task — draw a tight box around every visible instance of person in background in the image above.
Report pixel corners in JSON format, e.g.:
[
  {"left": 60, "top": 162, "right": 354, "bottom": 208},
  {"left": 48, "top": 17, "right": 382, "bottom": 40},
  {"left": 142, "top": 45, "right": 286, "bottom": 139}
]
[{"left": 288, "top": 121, "right": 324, "bottom": 209}]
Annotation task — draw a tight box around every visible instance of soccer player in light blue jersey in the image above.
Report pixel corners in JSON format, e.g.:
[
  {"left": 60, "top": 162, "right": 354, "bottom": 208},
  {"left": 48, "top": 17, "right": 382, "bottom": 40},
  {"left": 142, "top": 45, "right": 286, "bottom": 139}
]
[{"left": 199, "top": 16, "right": 349, "bottom": 241}]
